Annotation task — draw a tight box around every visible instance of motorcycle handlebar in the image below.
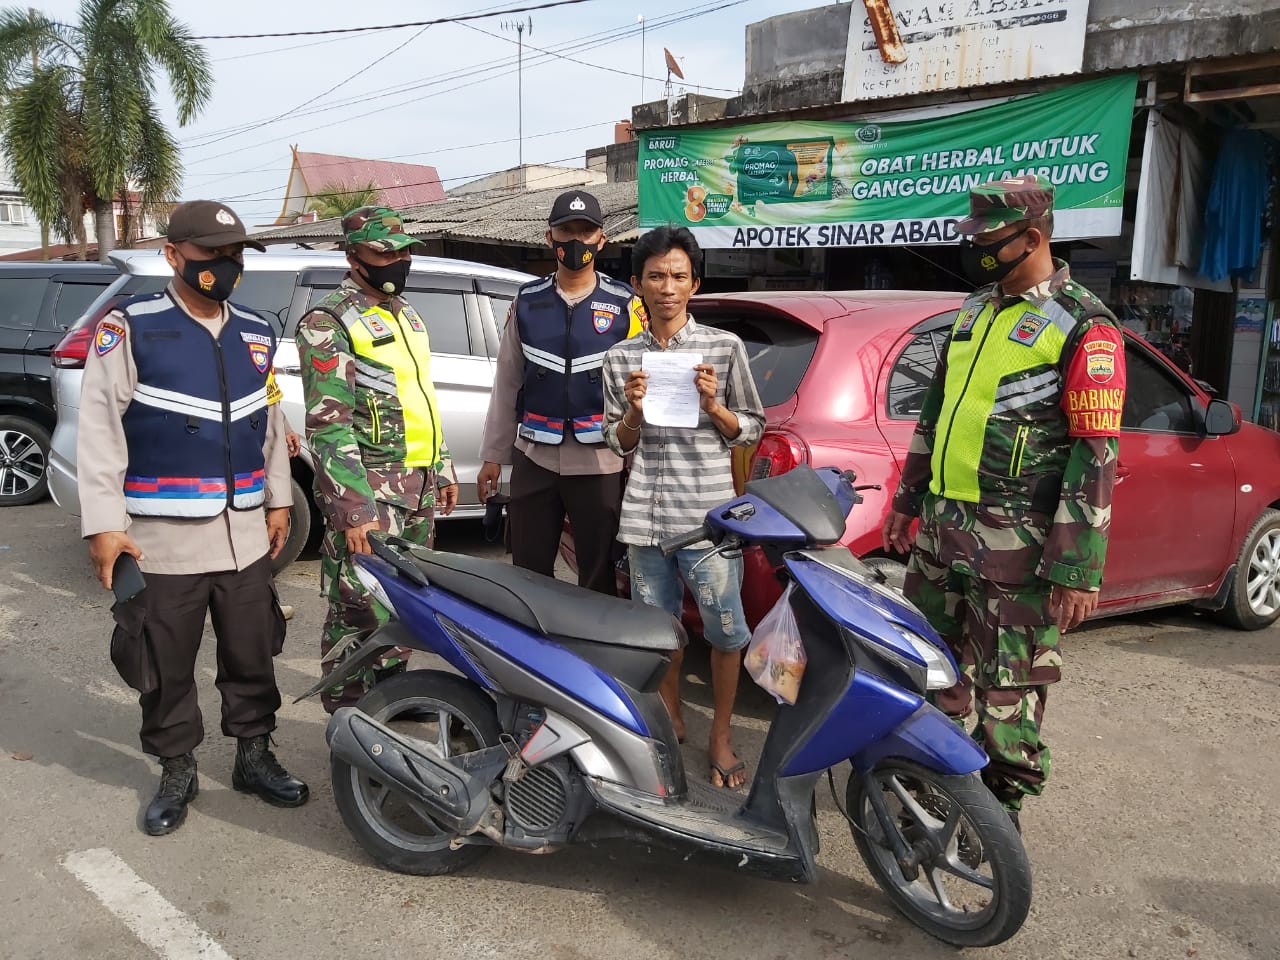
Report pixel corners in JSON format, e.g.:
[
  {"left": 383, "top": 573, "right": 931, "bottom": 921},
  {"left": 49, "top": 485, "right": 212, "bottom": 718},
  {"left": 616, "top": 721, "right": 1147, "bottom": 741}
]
[{"left": 659, "top": 524, "right": 710, "bottom": 557}]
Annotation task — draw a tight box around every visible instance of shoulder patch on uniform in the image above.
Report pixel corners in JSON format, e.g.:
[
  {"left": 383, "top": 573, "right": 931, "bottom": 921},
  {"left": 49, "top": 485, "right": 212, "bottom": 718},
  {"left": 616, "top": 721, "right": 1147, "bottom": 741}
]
[
  {"left": 247, "top": 341, "right": 270, "bottom": 373},
  {"left": 1008, "top": 311, "right": 1048, "bottom": 346},
  {"left": 592, "top": 309, "right": 614, "bottom": 333},
  {"left": 95, "top": 319, "right": 125, "bottom": 356},
  {"left": 360, "top": 311, "right": 395, "bottom": 342},
  {"left": 1081, "top": 332, "right": 1121, "bottom": 384},
  {"left": 265, "top": 371, "right": 283, "bottom": 405},
  {"left": 401, "top": 304, "right": 427, "bottom": 333},
  {"left": 311, "top": 355, "right": 339, "bottom": 374}
]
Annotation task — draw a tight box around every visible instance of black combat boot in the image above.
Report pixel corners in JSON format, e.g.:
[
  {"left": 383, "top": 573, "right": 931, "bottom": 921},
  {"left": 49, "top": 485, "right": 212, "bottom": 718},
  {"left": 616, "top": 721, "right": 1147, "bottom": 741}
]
[
  {"left": 144, "top": 753, "right": 198, "bottom": 836},
  {"left": 232, "top": 734, "right": 309, "bottom": 807}
]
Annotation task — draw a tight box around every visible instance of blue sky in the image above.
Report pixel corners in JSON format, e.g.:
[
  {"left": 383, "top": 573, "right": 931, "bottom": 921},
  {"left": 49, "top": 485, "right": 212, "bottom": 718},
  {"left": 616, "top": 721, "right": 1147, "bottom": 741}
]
[{"left": 33, "top": 0, "right": 837, "bottom": 226}]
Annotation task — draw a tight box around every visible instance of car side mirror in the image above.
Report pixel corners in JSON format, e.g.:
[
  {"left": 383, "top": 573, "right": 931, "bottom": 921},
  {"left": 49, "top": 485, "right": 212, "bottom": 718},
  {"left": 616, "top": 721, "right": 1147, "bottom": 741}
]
[{"left": 1203, "top": 398, "right": 1239, "bottom": 437}]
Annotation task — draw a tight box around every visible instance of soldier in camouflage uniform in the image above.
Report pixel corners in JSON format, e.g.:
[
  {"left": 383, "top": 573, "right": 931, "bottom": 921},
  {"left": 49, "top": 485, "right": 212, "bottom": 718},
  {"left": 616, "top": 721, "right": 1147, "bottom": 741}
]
[
  {"left": 883, "top": 176, "right": 1127, "bottom": 827},
  {"left": 298, "top": 206, "right": 459, "bottom": 713}
]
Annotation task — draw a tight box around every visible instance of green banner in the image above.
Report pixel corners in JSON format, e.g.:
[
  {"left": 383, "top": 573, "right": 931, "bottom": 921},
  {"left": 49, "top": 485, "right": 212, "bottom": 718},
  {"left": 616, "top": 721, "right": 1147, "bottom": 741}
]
[{"left": 638, "top": 74, "right": 1137, "bottom": 249}]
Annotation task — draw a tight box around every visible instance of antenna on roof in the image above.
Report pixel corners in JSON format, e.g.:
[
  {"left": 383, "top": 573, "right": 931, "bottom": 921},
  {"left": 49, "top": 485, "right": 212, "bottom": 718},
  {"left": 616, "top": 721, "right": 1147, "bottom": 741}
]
[
  {"left": 501, "top": 17, "right": 533, "bottom": 168},
  {"left": 663, "top": 48, "right": 685, "bottom": 99}
]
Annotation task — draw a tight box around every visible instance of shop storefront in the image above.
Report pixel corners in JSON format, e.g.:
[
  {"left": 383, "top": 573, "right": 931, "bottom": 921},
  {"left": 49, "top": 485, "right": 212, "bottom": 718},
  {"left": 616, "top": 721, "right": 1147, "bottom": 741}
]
[{"left": 638, "top": 66, "right": 1280, "bottom": 421}]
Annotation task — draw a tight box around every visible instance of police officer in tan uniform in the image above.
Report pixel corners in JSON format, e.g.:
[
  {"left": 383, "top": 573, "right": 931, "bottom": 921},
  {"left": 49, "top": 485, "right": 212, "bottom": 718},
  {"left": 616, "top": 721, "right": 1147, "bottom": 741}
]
[{"left": 78, "top": 200, "right": 308, "bottom": 836}]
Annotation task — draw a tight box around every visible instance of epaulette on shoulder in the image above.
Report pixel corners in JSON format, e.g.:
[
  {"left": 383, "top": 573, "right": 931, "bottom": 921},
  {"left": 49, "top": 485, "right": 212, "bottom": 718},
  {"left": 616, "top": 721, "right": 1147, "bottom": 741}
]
[
  {"left": 597, "top": 273, "right": 635, "bottom": 299},
  {"left": 1057, "top": 280, "right": 1118, "bottom": 326},
  {"left": 117, "top": 291, "right": 167, "bottom": 312},
  {"left": 519, "top": 275, "right": 555, "bottom": 296}
]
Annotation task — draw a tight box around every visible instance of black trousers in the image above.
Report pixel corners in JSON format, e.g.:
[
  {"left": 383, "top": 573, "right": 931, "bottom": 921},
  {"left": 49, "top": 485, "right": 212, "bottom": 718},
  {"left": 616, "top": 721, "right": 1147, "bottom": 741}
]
[
  {"left": 508, "top": 449, "right": 623, "bottom": 596},
  {"left": 110, "top": 554, "right": 286, "bottom": 758}
]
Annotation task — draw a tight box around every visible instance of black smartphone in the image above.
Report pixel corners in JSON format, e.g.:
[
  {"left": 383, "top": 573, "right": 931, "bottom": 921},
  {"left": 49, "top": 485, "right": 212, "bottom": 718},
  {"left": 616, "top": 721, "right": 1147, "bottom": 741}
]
[{"left": 112, "top": 553, "right": 146, "bottom": 604}]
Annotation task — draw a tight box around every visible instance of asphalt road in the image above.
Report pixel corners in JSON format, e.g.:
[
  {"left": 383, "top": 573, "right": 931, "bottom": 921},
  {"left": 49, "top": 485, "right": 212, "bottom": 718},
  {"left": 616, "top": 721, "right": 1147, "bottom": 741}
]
[{"left": 1, "top": 501, "right": 1277, "bottom": 960}]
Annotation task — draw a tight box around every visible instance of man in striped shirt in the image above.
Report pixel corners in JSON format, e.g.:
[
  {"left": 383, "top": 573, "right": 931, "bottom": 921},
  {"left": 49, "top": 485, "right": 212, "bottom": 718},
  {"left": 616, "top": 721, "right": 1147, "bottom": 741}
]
[{"left": 602, "top": 226, "right": 765, "bottom": 789}]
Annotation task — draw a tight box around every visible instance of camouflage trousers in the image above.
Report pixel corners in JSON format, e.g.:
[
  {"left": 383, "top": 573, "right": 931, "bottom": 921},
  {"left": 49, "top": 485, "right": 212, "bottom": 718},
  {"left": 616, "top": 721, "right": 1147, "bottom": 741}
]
[
  {"left": 905, "top": 522, "right": 1064, "bottom": 813},
  {"left": 319, "top": 497, "right": 435, "bottom": 713}
]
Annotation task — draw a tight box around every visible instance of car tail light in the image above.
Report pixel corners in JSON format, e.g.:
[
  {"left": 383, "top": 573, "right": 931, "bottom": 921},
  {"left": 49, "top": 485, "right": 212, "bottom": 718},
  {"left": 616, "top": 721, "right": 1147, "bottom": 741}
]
[
  {"left": 53, "top": 302, "right": 119, "bottom": 369},
  {"left": 749, "top": 432, "right": 808, "bottom": 480},
  {"left": 52, "top": 325, "right": 96, "bottom": 369}
]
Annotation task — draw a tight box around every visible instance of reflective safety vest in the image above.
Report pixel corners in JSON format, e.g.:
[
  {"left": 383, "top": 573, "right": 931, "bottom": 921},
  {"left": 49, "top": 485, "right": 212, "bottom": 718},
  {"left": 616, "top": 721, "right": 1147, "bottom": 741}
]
[
  {"left": 313, "top": 295, "right": 444, "bottom": 468},
  {"left": 120, "top": 293, "right": 273, "bottom": 518},
  {"left": 515, "top": 272, "right": 644, "bottom": 444},
  {"left": 930, "top": 295, "right": 1087, "bottom": 510}
]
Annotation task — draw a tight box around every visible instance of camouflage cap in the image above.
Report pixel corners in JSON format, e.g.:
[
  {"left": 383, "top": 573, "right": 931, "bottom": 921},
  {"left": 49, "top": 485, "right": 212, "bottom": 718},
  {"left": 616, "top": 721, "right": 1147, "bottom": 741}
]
[
  {"left": 341, "top": 206, "right": 424, "bottom": 252},
  {"left": 956, "top": 175, "right": 1054, "bottom": 236}
]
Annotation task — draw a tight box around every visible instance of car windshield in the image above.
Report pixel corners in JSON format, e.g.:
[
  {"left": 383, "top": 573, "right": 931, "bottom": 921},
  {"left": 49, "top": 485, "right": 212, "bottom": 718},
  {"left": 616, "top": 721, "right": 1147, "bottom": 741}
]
[{"left": 698, "top": 312, "right": 819, "bottom": 408}]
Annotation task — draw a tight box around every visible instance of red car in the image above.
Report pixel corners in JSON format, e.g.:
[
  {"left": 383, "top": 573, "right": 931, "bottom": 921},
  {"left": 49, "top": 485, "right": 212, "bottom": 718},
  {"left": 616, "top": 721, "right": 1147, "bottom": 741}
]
[{"left": 563, "top": 290, "right": 1280, "bottom": 632}]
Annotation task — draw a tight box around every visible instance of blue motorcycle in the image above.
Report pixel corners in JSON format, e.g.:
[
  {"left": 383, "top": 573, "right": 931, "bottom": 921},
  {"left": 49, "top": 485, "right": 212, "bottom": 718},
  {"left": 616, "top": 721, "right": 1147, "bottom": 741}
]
[{"left": 300, "top": 465, "right": 1031, "bottom": 947}]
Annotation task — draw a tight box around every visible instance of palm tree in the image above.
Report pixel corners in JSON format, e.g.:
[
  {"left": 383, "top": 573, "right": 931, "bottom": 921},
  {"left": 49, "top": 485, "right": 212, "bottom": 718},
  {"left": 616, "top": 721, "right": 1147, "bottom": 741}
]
[
  {"left": 0, "top": 1, "right": 210, "bottom": 261},
  {"left": 306, "top": 180, "right": 384, "bottom": 220}
]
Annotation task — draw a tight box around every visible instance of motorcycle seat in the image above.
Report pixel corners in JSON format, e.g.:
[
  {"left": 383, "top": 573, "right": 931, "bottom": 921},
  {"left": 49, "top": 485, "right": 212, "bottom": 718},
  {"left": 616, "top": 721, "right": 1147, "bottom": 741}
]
[{"left": 397, "top": 544, "right": 685, "bottom": 653}]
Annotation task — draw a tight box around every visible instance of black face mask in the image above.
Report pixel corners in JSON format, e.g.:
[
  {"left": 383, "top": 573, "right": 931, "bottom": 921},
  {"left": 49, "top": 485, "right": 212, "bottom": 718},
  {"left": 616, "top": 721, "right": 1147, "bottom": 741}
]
[
  {"left": 959, "top": 228, "right": 1031, "bottom": 286},
  {"left": 355, "top": 256, "right": 411, "bottom": 297},
  {"left": 553, "top": 237, "right": 599, "bottom": 272},
  {"left": 180, "top": 254, "right": 243, "bottom": 302}
]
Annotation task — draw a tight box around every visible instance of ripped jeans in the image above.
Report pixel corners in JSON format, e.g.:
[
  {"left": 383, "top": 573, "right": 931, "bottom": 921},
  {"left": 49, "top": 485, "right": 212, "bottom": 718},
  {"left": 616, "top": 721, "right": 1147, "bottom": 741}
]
[{"left": 628, "top": 545, "right": 751, "bottom": 652}]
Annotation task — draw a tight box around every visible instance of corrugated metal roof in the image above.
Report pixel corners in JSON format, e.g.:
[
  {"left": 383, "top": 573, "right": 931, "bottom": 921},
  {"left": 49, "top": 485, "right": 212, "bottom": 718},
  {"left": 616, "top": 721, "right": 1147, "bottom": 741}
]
[{"left": 253, "top": 179, "right": 638, "bottom": 247}]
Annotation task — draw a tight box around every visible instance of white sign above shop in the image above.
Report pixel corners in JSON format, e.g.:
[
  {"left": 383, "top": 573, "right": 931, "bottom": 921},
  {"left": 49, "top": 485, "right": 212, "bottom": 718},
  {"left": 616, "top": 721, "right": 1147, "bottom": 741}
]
[{"left": 842, "top": 0, "right": 1091, "bottom": 102}]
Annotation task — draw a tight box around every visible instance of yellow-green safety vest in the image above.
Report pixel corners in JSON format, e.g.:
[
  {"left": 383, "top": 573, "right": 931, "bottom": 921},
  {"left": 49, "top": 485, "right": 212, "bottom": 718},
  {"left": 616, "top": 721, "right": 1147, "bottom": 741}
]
[
  {"left": 930, "top": 297, "right": 1077, "bottom": 505},
  {"left": 343, "top": 302, "right": 444, "bottom": 469}
]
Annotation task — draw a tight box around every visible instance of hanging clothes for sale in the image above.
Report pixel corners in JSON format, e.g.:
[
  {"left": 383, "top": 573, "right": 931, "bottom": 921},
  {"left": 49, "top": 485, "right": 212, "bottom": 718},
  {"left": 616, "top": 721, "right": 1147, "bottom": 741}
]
[{"left": 1200, "top": 129, "right": 1276, "bottom": 282}]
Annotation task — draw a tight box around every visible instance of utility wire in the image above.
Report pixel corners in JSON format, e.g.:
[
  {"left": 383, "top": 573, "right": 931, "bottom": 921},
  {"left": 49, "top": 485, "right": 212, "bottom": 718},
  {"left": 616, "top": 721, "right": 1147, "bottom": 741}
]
[
  {"left": 458, "top": 1, "right": 747, "bottom": 95},
  {"left": 181, "top": 0, "right": 737, "bottom": 150},
  {"left": 189, "top": 0, "right": 603, "bottom": 40},
  {"left": 191, "top": 25, "right": 433, "bottom": 152},
  {"left": 185, "top": 120, "right": 614, "bottom": 181}
]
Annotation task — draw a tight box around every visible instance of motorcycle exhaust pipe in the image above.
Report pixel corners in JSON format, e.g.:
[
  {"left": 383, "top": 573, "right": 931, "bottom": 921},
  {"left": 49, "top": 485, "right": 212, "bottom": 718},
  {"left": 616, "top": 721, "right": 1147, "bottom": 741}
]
[{"left": 326, "top": 707, "right": 492, "bottom": 834}]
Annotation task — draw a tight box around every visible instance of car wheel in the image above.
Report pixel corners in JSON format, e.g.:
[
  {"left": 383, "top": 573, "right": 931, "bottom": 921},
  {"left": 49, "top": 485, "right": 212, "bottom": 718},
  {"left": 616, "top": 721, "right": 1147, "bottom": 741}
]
[
  {"left": 1215, "top": 508, "right": 1280, "bottom": 631},
  {"left": 270, "top": 478, "right": 312, "bottom": 574},
  {"left": 864, "top": 556, "right": 908, "bottom": 595},
  {"left": 0, "top": 416, "right": 51, "bottom": 507}
]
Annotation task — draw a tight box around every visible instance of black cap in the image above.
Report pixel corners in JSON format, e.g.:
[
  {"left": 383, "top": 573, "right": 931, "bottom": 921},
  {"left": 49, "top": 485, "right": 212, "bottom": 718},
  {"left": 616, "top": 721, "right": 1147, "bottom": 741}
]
[
  {"left": 548, "top": 190, "right": 603, "bottom": 228},
  {"left": 167, "top": 200, "right": 265, "bottom": 251}
]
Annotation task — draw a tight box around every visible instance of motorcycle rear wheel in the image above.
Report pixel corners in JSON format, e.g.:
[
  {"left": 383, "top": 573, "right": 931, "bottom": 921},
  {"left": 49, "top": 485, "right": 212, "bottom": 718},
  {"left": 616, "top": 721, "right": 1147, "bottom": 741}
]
[
  {"left": 847, "top": 760, "right": 1031, "bottom": 947},
  {"left": 331, "top": 670, "right": 501, "bottom": 876}
]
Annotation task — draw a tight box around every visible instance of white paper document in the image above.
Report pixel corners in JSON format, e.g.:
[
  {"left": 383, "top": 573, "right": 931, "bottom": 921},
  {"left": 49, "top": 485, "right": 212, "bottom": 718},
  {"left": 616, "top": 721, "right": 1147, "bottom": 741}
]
[{"left": 641, "top": 351, "right": 703, "bottom": 428}]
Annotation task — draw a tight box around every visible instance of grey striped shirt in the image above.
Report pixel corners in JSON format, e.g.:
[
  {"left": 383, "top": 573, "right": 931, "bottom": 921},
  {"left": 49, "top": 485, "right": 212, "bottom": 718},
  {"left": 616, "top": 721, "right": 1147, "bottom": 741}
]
[{"left": 603, "top": 315, "right": 765, "bottom": 546}]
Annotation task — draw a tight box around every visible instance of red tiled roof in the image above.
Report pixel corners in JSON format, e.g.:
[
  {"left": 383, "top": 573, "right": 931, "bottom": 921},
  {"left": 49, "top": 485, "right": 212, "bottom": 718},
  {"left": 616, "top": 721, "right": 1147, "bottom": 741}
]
[{"left": 293, "top": 151, "right": 445, "bottom": 208}]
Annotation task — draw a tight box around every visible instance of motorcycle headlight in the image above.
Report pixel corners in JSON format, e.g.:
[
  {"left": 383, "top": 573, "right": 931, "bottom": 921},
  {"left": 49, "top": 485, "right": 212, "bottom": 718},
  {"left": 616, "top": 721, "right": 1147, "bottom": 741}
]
[
  {"left": 864, "top": 625, "right": 957, "bottom": 693},
  {"left": 354, "top": 563, "right": 397, "bottom": 617},
  {"left": 893, "top": 625, "right": 958, "bottom": 690}
]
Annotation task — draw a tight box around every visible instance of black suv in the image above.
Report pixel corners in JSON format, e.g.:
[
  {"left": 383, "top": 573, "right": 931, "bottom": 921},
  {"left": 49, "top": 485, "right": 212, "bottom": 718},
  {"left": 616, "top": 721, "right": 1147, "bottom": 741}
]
[{"left": 0, "top": 262, "right": 118, "bottom": 505}]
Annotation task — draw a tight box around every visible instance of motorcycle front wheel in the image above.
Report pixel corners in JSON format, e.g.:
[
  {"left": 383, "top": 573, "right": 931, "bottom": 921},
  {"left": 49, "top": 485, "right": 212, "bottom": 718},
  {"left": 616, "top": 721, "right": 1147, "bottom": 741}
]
[
  {"left": 847, "top": 760, "right": 1031, "bottom": 948},
  {"left": 331, "top": 669, "right": 501, "bottom": 876}
]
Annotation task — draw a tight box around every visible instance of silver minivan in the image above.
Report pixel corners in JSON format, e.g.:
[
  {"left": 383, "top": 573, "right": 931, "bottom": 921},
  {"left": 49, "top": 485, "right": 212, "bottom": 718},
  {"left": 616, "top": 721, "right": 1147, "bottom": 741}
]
[{"left": 48, "top": 248, "right": 531, "bottom": 569}]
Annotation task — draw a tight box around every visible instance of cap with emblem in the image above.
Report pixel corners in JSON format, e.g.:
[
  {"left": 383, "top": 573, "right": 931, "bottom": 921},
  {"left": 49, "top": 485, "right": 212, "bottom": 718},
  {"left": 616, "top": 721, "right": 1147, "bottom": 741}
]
[
  {"left": 342, "top": 206, "right": 425, "bottom": 252},
  {"left": 167, "top": 200, "right": 265, "bottom": 251},
  {"left": 548, "top": 190, "right": 603, "bottom": 228},
  {"left": 956, "top": 175, "right": 1055, "bottom": 236}
]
